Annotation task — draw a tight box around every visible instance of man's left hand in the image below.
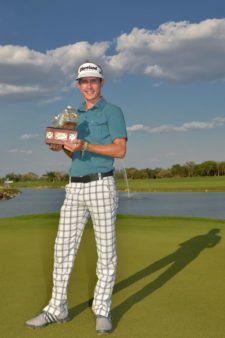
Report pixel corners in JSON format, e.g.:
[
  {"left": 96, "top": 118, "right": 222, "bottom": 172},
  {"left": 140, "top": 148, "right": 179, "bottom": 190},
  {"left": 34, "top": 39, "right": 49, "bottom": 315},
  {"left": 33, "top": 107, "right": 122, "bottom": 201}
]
[{"left": 64, "top": 139, "right": 84, "bottom": 153}]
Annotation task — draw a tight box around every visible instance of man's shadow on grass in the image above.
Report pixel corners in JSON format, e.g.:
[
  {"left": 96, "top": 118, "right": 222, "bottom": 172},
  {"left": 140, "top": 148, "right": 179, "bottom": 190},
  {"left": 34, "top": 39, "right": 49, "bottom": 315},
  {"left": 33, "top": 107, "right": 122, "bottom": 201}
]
[{"left": 69, "top": 228, "right": 221, "bottom": 328}]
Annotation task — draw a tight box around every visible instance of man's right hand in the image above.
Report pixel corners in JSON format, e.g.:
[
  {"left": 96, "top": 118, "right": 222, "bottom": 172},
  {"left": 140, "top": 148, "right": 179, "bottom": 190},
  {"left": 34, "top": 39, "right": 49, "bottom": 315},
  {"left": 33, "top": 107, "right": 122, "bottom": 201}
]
[{"left": 48, "top": 144, "right": 63, "bottom": 151}]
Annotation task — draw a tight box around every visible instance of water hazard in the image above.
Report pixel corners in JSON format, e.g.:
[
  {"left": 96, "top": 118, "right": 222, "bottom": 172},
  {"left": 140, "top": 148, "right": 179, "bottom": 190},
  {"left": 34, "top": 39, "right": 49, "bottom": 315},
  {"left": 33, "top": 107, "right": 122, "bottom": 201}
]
[{"left": 0, "top": 188, "right": 225, "bottom": 219}]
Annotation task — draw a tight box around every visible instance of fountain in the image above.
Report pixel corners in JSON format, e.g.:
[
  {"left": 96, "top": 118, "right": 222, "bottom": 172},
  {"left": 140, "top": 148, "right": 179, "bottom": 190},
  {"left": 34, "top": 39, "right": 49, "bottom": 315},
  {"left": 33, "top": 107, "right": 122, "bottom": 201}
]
[{"left": 115, "top": 159, "right": 130, "bottom": 198}]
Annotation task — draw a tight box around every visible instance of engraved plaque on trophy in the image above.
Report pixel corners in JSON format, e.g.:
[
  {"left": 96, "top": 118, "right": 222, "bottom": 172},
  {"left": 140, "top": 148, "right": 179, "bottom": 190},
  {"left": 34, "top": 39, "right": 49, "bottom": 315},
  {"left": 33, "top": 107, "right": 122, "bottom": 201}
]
[{"left": 45, "top": 106, "right": 78, "bottom": 145}]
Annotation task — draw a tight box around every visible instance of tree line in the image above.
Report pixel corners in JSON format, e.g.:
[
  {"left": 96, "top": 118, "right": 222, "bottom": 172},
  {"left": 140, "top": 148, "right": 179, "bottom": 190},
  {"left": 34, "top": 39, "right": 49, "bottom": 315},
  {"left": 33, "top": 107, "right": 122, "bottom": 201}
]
[
  {"left": 118, "top": 161, "right": 225, "bottom": 179},
  {"left": 1, "top": 160, "right": 225, "bottom": 183},
  {"left": 1, "top": 171, "right": 69, "bottom": 183}
]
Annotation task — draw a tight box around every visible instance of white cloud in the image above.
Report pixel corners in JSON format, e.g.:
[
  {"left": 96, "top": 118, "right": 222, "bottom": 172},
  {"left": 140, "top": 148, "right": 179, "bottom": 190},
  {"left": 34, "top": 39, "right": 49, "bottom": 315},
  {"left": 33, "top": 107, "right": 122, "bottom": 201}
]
[
  {"left": 0, "top": 42, "right": 109, "bottom": 102},
  {"left": 127, "top": 124, "right": 150, "bottom": 132},
  {"left": 1, "top": 18, "right": 225, "bottom": 102},
  {"left": 20, "top": 133, "right": 39, "bottom": 140},
  {"left": 8, "top": 149, "right": 33, "bottom": 154},
  {"left": 108, "top": 18, "right": 225, "bottom": 82},
  {"left": 127, "top": 117, "right": 225, "bottom": 134},
  {"left": 48, "top": 41, "right": 110, "bottom": 74}
]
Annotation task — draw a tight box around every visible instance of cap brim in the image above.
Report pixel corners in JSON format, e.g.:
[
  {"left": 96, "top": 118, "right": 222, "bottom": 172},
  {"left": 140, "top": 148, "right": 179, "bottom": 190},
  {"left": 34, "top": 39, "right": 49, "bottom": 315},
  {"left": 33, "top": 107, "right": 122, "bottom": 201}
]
[{"left": 76, "top": 71, "right": 103, "bottom": 81}]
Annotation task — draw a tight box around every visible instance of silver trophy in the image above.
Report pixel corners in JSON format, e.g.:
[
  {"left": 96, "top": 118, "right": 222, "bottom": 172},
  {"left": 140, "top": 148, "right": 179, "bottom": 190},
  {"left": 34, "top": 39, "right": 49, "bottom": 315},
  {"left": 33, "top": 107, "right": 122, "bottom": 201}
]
[{"left": 45, "top": 106, "right": 78, "bottom": 145}]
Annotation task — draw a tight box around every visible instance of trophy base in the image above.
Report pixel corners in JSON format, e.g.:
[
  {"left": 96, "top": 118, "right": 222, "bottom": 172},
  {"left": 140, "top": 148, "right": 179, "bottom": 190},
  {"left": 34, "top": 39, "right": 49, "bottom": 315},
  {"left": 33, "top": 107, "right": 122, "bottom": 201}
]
[{"left": 45, "top": 127, "right": 78, "bottom": 145}]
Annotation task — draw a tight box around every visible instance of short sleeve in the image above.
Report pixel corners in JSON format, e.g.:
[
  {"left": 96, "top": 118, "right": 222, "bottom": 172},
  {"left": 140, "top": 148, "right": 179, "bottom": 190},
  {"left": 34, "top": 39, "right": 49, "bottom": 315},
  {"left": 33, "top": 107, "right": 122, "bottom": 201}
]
[{"left": 106, "top": 105, "right": 127, "bottom": 141}]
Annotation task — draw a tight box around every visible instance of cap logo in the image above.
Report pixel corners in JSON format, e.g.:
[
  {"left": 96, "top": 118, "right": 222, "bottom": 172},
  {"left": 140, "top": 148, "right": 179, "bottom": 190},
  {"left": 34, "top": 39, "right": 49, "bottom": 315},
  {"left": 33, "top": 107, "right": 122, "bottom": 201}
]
[{"left": 79, "top": 65, "right": 102, "bottom": 74}]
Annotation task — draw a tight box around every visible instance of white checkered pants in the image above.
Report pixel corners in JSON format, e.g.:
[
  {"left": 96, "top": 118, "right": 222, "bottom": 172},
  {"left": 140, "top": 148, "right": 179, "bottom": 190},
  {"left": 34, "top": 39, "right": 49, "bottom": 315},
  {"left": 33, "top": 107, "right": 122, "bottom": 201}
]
[{"left": 44, "top": 176, "right": 118, "bottom": 317}]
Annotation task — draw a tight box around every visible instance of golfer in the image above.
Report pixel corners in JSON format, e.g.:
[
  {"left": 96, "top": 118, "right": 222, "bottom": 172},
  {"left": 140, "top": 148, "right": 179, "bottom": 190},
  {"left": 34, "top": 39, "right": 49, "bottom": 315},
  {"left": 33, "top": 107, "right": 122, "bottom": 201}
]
[{"left": 26, "top": 61, "right": 127, "bottom": 334}]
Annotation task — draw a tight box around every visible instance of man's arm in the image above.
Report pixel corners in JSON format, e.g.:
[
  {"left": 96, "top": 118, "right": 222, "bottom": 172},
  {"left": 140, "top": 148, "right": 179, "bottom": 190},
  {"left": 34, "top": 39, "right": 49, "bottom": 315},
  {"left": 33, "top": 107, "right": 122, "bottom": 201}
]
[{"left": 64, "top": 138, "right": 126, "bottom": 159}]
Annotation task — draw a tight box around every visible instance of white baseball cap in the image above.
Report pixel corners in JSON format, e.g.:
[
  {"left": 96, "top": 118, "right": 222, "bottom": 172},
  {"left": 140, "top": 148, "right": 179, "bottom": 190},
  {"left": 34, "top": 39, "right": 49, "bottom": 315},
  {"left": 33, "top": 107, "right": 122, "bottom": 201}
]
[{"left": 76, "top": 62, "right": 103, "bottom": 80}]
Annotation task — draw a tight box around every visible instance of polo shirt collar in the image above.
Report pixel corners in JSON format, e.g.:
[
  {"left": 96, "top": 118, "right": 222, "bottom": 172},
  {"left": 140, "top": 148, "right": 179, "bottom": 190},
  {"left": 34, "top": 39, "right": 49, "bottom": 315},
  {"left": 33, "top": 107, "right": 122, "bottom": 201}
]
[{"left": 78, "top": 96, "right": 106, "bottom": 112}]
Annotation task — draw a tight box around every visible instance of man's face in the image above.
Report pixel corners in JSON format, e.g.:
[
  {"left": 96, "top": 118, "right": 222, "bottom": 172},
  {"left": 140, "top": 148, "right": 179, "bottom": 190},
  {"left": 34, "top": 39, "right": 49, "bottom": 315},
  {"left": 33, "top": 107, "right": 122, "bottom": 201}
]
[{"left": 78, "top": 77, "right": 104, "bottom": 103}]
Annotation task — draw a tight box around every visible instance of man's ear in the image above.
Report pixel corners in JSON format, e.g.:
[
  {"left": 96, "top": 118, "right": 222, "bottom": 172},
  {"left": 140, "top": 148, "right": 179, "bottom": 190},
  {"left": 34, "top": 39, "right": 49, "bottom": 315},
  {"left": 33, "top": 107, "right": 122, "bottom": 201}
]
[
  {"left": 75, "top": 81, "right": 80, "bottom": 89},
  {"left": 101, "top": 79, "right": 104, "bottom": 88}
]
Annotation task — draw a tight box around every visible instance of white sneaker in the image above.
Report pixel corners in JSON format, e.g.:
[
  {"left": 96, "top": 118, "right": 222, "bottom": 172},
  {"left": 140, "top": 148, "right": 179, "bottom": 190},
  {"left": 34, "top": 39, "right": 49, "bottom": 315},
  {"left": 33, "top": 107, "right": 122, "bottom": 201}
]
[
  {"left": 96, "top": 314, "right": 112, "bottom": 334},
  {"left": 25, "top": 310, "right": 69, "bottom": 328}
]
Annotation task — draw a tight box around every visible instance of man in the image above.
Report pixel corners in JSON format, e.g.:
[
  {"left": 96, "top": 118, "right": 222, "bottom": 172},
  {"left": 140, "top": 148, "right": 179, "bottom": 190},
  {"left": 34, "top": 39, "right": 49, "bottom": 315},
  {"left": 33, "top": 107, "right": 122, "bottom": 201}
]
[{"left": 26, "top": 61, "right": 127, "bottom": 334}]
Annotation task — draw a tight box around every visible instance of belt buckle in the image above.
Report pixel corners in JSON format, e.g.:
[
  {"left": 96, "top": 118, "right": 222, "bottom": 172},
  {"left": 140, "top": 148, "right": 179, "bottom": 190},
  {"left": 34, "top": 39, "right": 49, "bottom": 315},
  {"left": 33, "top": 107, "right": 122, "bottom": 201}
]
[{"left": 98, "top": 173, "right": 102, "bottom": 180}]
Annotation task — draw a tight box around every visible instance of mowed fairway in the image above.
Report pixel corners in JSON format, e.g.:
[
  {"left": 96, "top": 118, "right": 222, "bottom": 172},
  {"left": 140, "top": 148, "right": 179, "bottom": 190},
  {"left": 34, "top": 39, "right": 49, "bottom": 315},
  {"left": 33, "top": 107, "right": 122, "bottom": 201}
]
[
  {"left": 0, "top": 213, "right": 224, "bottom": 338},
  {"left": 116, "top": 176, "right": 225, "bottom": 192}
]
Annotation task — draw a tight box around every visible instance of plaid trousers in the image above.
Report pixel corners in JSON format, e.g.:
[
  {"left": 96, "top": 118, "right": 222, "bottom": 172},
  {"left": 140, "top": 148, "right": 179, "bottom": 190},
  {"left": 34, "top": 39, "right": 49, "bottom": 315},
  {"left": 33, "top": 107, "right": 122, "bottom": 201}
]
[{"left": 44, "top": 176, "right": 118, "bottom": 317}]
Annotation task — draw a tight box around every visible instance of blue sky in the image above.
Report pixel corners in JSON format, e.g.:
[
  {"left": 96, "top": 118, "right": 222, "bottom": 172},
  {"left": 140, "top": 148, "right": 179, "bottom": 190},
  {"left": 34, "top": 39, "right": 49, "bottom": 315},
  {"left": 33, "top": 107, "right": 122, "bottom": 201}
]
[{"left": 1, "top": 0, "right": 225, "bottom": 176}]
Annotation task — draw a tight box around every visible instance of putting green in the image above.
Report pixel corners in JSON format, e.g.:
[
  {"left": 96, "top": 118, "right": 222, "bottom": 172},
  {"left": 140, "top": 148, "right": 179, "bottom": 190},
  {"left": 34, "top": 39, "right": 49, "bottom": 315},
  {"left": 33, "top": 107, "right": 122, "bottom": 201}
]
[{"left": 0, "top": 213, "right": 224, "bottom": 338}]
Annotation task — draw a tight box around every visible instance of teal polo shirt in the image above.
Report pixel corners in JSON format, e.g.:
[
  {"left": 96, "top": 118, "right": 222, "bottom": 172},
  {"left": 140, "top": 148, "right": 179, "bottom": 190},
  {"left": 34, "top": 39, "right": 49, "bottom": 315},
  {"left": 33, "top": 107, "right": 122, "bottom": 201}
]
[{"left": 69, "top": 97, "right": 127, "bottom": 177}]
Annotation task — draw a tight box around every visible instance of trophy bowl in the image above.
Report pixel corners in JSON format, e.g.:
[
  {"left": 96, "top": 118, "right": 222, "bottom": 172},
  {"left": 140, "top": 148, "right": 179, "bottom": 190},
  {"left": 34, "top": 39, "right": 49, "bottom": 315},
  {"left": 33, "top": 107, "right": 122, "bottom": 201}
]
[{"left": 45, "top": 106, "right": 78, "bottom": 145}]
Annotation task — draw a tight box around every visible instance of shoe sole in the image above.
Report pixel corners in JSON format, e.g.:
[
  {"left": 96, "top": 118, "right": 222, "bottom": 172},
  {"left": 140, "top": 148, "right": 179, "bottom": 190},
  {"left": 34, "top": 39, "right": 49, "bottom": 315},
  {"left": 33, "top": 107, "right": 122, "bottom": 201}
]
[
  {"left": 25, "top": 316, "right": 70, "bottom": 329},
  {"left": 96, "top": 330, "right": 112, "bottom": 335}
]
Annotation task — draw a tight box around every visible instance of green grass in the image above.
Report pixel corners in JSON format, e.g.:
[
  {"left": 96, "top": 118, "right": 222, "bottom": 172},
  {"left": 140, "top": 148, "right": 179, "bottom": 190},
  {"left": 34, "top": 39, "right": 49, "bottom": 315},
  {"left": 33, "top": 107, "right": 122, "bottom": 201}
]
[
  {"left": 4, "top": 180, "right": 66, "bottom": 189},
  {"left": 0, "top": 187, "right": 20, "bottom": 194},
  {"left": 6, "top": 175, "right": 225, "bottom": 191},
  {"left": 0, "top": 213, "right": 224, "bottom": 338},
  {"left": 117, "top": 176, "right": 225, "bottom": 191}
]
